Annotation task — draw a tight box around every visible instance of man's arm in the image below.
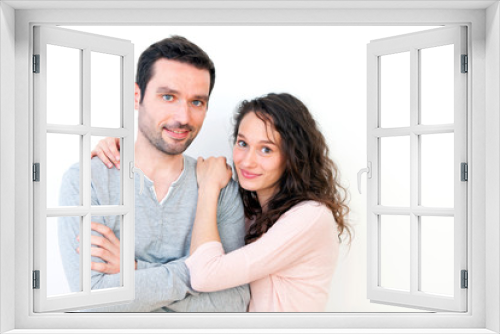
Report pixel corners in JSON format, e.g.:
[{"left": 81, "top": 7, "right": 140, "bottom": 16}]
[
  {"left": 58, "top": 164, "right": 249, "bottom": 312},
  {"left": 57, "top": 165, "right": 192, "bottom": 311}
]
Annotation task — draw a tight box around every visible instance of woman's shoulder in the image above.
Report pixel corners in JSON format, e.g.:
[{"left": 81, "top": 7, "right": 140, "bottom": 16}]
[
  {"left": 287, "top": 200, "right": 330, "bottom": 214},
  {"left": 270, "top": 201, "right": 337, "bottom": 241},
  {"left": 282, "top": 201, "right": 334, "bottom": 226}
]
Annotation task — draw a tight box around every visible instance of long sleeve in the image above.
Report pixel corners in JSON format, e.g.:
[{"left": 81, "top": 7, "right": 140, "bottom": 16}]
[
  {"left": 58, "top": 159, "right": 249, "bottom": 312},
  {"left": 186, "top": 201, "right": 338, "bottom": 293}
]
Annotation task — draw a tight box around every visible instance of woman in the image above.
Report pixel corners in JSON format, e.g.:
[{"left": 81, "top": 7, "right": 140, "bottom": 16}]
[{"left": 186, "top": 93, "right": 350, "bottom": 312}]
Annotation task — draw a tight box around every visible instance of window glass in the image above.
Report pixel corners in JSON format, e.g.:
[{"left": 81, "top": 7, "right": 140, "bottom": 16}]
[
  {"left": 47, "top": 44, "right": 81, "bottom": 125},
  {"left": 380, "top": 136, "right": 410, "bottom": 207},
  {"left": 91, "top": 52, "right": 122, "bottom": 128},
  {"left": 420, "top": 45, "right": 454, "bottom": 125},
  {"left": 46, "top": 133, "right": 81, "bottom": 208},
  {"left": 380, "top": 215, "right": 411, "bottom": 291},
  {"left": 380, "top": 52, "right": 410, "bottom": 128}
]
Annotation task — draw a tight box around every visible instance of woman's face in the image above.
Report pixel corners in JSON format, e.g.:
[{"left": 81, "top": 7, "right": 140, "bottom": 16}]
[{"left": 233, "top": 111, "right": 286, "bottom": 206}]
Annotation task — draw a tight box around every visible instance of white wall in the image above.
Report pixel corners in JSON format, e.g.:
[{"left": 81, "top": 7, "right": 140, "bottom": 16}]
[
  {"left": 486, "top": 2, "right": 500, "bottom": 332},
  {"left": 0, "top": 2, "right": 16, "bottom": 333},
  {"left": 45, "top": 25, "right": 440, "bottom": 312}
]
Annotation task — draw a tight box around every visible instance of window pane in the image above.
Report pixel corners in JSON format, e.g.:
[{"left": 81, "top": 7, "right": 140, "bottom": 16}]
[
  {"left": 420, "top": 216, "right": 454, "bottom": 296},
  {"left": 90, "top": 216, "right": 122, "bottom": 291},
  {"left": 50, "top": 216, "right": 81, "bottom": 296},
  {"left": 90, "top": 136, "right": 121, "bottom": 206},
  {"left": 420, "top": 133, "right": 454, "bottom": 208},
  {"left": 380, "top": 215, "right": 410, "bottom": 291},
  {"left": 420, "top": 45, "right": 454, "bottom": 125},
  {"left": 380, "top": 136, "right": 410, "bottom": 207},
  {"left": 47, "top": 44, "right": 81, "bottom": 125},
  {"left": 380, "top": 52, "right": 410, "bottom": 128},
  {"left": 47, "top": 133, "right": 80, "bottom": 208},
  {"left": 91, "top": 52, "right": 121, "bottom": 128}
]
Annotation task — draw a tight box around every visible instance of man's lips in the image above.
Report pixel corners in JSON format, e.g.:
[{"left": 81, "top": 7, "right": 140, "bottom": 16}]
[
  {"left": 164, "top": 128, "right": 190, "bottom": 140},
  {"left": 239, "top": 169, "right": 261, "bottom": 179}
]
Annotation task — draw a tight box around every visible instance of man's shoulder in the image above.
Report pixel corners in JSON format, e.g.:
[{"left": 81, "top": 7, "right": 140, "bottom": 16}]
[
  {"left": 90, "top": 157, "right": 120, "bottom": 181},
  {"left": 184, "top": 154, "right": 241, "bottom": 207}
]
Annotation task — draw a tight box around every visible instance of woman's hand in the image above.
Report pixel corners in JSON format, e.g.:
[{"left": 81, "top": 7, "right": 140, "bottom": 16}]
[
  {"left": 196, "top": 157, "right": 233, "bottom": 191},
  {"left": 91, "top": 137, "right": 121, "bottom": 170}
]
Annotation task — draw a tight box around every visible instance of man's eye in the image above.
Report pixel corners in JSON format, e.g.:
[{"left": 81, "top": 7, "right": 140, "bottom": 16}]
[
  {"left": 192, "top": 100, "right": 203, "bottom": 107},
  {"left": 162, "top": 94, "right": 174, "bottom": 101}
]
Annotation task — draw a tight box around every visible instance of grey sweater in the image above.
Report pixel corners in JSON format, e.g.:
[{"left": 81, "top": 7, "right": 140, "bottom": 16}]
[{"left": 58, "top": 155, "right": 250, "bottom": 312}]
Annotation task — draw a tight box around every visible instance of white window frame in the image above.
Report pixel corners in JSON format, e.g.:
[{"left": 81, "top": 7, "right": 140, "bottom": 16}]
[{"left": 1, "top": 1, "right": 499, "bottom": 333}]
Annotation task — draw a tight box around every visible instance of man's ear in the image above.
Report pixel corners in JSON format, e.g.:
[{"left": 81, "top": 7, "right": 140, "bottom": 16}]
[{"left": 134, "top": 83, "right": 141, "bottom": 110}]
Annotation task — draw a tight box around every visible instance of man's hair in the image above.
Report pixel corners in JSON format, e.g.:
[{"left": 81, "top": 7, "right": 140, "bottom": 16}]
[{"left": 136, "top": 35, "right": 216, "bottom": 103}]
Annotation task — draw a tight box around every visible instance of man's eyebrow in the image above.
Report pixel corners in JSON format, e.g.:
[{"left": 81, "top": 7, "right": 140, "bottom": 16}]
[
  {"left": 156, "top": 87, "right": 209, "bottom": 102},
  {"left": 193, "top": 94, "right": 209, "bottom": 102},
  {"left": 156, "top": 87, "right": 178, "bottom": 94},
  {"left": 237, "top": 133, "right": 278, "bottom": 146}
]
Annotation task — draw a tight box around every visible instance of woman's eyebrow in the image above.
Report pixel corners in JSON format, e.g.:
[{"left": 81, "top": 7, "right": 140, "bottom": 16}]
[{"left": 237, "top": 133, "right": 277, "bottom": 146}]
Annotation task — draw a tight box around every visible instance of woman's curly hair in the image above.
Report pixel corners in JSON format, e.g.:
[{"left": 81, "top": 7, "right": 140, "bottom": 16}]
[{"left": 232, "top": 93, "right": 352, "bottom": 244}]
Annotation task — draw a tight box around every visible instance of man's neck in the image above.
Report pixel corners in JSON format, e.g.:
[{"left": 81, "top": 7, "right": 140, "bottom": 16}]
[{"left": 134, "top": 136, "right": 185, "bottom": 201}]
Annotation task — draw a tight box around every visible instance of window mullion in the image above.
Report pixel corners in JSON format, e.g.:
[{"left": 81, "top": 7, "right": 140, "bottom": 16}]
[
  {"left": 81, "top": 47, "right": 91, "bottom": 294},
  {"left": 410, "top": 47, "right": 420, "bottom": 295}
]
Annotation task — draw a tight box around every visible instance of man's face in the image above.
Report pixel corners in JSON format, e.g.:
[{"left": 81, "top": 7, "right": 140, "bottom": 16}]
[{"left": 136, "top": 59, "right": 211, "bottom": 155}]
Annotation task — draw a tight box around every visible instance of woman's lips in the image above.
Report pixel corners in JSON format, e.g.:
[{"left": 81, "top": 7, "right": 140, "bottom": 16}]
[{"left": 240, "top": 169, "right": 260, "bottom": 179}]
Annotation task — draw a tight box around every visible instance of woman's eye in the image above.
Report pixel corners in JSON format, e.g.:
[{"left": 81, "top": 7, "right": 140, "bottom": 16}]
[
  {"left": 162, "top": 94, "right": 174, "bottom": 101},
  {"left": 237, "top": 140, "right": 247, "bottom": 148},
  {"left": 192, "top": 100, "right": 203, "bottom": 107},
  {"left": 261, "top": 147, "right": 272, "bottom": 154}
]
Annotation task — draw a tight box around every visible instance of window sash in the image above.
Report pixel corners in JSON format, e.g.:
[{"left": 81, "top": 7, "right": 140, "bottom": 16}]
[
  {"left": 32, "top": 25, "right": 136, "bottom": 312},
  {"left": 366, "top": 26, "right": 468, "bottom": 312}
]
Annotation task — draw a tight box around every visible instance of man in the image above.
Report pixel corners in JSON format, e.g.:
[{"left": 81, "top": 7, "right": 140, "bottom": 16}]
[{"left": 58, "top": 36, "right": 250, "bottom": 312}]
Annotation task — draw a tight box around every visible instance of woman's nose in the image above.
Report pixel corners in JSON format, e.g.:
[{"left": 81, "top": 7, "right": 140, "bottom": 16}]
[{"left": 240, "top": 149, "right": 257, "bottom": 168}]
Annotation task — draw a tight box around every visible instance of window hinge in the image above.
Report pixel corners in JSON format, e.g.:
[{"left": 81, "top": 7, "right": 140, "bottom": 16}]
[
  {"left": 461, "top": 54, "right": 468, "bottom": 73},
  {"left": 33, "top": 54, "right": 40, "bottom": 73},
  {"left": 461, "top": 270, "right": 468, "bottom": 289},
  {"left": 33, "top": 163, "right": 40, "bottom": 182},
  {"left": 33, "top": 270, "right": 40, "bottom": 289},
  {"left": 461, "top": 162, "right": 468, "bottom": 182}
]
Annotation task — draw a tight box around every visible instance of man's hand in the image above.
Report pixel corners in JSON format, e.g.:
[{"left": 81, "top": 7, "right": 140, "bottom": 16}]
[
  {"left": 91, "top": 137, "right": 121, "bottom": 170},
  {"left": 76, "top": 222, "right": 136, "bottom": 274}
]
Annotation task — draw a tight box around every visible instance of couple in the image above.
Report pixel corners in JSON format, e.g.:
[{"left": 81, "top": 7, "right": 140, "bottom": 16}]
[{"left": 59, "top": 35, "right": 350, "bottom": 312}]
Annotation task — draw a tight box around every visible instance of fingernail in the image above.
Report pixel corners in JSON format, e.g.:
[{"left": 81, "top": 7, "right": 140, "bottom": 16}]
[
  {"left": 116, "top": 156, "right": 120, "bottom": 161},
  {"left": 108, "top": 163, "right": 113, "bottom": 168}
]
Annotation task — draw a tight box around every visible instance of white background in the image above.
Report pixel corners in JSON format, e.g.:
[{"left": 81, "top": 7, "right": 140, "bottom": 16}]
[{"left": 46, "top": 25, "right": 442, "bottom": 312}]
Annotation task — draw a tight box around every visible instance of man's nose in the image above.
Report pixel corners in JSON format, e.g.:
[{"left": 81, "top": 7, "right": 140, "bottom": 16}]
[{"left": 173, "top": 101, "right": 190, "bottom": 125}]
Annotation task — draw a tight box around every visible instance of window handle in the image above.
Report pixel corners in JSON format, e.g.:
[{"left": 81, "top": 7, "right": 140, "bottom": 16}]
[
  {"left": 357, "top": 162, "right": 372, "bottom": 194},
  {"left": 129, "top": 162, "right": 145, "bottom": 195}
]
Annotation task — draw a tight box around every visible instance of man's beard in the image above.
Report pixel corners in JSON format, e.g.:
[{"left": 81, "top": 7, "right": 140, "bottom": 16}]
[{"left": 139, "top": 121, "right": 194, "bottom": 156}]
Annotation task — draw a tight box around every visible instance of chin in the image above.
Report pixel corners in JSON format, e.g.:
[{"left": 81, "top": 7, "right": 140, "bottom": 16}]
[{"left": 238, "top": 180, "right": 259, "bottom": 192}]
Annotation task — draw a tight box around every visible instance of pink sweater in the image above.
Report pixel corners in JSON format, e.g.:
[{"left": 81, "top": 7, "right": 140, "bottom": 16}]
[{"left": 185, "top": 201, "right": 339, "bottom": 312}]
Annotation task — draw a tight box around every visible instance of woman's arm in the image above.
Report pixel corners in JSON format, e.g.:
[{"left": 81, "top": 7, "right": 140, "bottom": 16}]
[
  {"left": 190, "top": 156, "right": 233, "bottom": 255},
  {"left": 186, "top": 201, "right": 338, "bottom": 292}
]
